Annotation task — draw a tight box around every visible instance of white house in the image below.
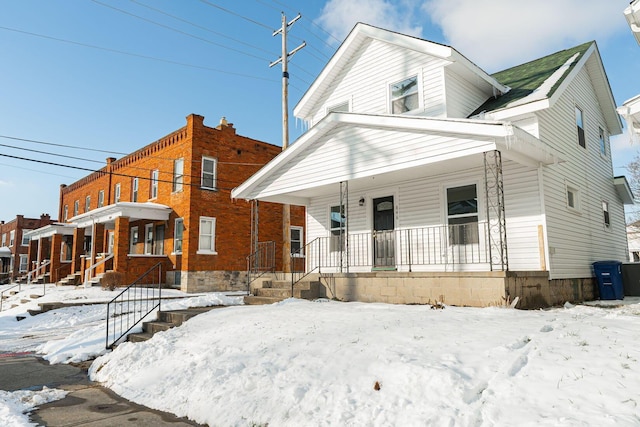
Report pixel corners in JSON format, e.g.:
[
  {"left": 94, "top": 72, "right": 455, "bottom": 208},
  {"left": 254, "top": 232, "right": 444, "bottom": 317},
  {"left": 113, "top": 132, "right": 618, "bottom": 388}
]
[
  {"left": 619, "top": 0, "right": 640, "bottom": 144},
  {"left": 232, "top": 23, "right": 634, "bottom": 308}
]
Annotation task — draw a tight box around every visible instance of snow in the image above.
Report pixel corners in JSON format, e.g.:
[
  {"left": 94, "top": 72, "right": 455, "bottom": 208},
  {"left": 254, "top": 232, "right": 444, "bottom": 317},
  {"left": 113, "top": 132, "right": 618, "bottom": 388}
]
[
  {"left": 3, "top": 284, "right": 640, "bottom": 426},
  {"left": 0, "top": 387, "right": 68, "bottom": 427}
]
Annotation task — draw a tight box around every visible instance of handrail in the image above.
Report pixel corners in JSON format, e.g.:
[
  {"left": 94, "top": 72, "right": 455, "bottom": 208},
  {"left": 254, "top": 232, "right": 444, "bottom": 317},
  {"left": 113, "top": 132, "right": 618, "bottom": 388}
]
[
  {"left": 84, "top": 253, "right": 114, "bottom": 286},
  {"left": 27, "top": 260, "right": 51, "bottom": 284},
  {"left": 0, "top": 272, "right": 11, "bottom": 285},
  {"left": 105, "top": 261, "right": 163, "bottom": 349},
  {"left": 246, "top": 241, "right": 276, "bottom": 291},
  {"left": 291, "top": 237, "right": 321, "bottom": 296},
  {"left": 0, "top": 283, "right": 21, "bottom": 312}
]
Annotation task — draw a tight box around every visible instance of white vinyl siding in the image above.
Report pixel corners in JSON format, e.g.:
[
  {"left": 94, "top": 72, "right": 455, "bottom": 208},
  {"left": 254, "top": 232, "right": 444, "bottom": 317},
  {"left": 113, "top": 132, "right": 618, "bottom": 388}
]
[{"left": 444, "top": 68, "right": 493, "bottom": 119}]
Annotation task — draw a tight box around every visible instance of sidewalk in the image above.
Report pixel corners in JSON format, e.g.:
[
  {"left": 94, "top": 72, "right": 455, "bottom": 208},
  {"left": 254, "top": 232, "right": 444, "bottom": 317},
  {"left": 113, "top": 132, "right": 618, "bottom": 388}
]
[{"left": 0, "top": 352, "right": 204, "bottom": 426}]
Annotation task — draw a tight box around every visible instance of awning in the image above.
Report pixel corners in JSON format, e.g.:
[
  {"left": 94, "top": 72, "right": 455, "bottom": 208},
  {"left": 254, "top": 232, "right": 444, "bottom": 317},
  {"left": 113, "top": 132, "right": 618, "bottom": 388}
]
[
  {"left": 68, "top": 202, "right": 172, "bottom": 228},
  {"left": 0, "top": 246, "right": 11, "bottom": 257},
  {"left": 614, "top": 176, "right": 635, "bottom": 205},
  {"left": 25, "top": 223, "right": 77, "bottom": 241}
]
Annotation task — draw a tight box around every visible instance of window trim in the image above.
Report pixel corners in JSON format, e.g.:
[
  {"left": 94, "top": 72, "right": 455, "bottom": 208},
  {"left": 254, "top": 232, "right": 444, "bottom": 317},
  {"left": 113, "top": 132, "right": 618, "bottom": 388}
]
[
  {"left": 144, "top": 223, "right": 154, "bottom": 255},
  {"left": 173, "top": 218, "right": 184, "bottom": 254},
  {"left": 150, "top": 169, "right": 159, "bottom": 199},
  {"left": 602, "top": 200, "right": 610, "bottom": 228},
  {"left": 63, "top": 205, "right": 68, "bottom": 222},
  {"left": 173, "top": 158, "right": 184, "bottom": 193},
  {"left": 291, "top": 225, "right": 304, "bottom": 256},
  {"left": 129, "top": 226, "right": 139, "bottom": 254},
  {"left": 197, "top": 216, "right": 217, "bottom": 254},
  {"left": 389, "top": 74, "right": 421, "bottom": 115},
  {"left": 73, "top": 200, "right": 79, "bottom": 217},
  {"left": 201, "top": 156, "right": 218, "bottom": 190},
  {"left": 132, "top": 177, "right": 139, "bottom": 202},
  {"left": 445, "top": 183, "right": 480, "bottom": 245},
  {"left": 114, "top": 183, "right": 121, "bottom": 203},
  {"left": 98, "top": 190, "right": 104, "bottom": 208},
  {"left": 575, "top": 106, "right": 586, "bottom": 149},
  {"left": 598, "top": 126, "right": 607, "bottom": 157},
  {"left": 9, "top": 230, "right": 15, "bottom": 247},
  {"left": 21, "top": 230, "right": 31, "bottom": 246},
  {"left": 85, "top": 195, "right": 91, "bottom": 212},
  {"left": 565, "top": 182, "right": 581, "bottom": 213}
]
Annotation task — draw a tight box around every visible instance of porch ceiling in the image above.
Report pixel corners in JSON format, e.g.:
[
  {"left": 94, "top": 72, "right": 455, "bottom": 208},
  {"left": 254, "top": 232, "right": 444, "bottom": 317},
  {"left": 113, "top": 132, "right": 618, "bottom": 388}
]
[
  {"left": 69, "top": 202, "right": 172, "bottom": 228},
  {"left": 25, "top": 223, "right": 76, "bottom": 240}
]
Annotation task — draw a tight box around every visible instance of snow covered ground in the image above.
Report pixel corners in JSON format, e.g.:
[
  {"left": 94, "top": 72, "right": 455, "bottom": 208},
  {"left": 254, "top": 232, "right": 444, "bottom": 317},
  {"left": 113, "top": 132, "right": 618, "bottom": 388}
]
[{"left": 2, "top": 283, "right": 640, "bottom": 426}]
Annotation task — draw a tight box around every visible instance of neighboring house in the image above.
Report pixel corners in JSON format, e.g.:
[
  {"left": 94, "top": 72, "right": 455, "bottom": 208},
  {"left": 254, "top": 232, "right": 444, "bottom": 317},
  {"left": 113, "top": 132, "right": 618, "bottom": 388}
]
[
  {"left": 619, "top": 1, "right": 640, "bottom": 146},
  {"left": 0, "top": 214, "right": 55, "bottom": 282},
  {"left": 233, "top": 23, "right": 634, "bottom": 308},
  {"left": 628, "top": 221, "right": 640, "bottom": 262},
  {"left": 625, "top": 0, "right": 640, "bottom": 45},
  {"left": 26, "top": 114, "right": 303, "bottom": 291}
]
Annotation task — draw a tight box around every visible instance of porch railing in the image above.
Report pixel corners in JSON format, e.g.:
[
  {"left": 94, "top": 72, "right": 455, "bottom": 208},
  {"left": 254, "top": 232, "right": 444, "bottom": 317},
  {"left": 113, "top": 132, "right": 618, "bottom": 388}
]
[
  {"left": 84, "top": 254, "right": 114, "bottom": 286},
  {"left": 105, "top": 261, "right": 163, "bottom": 349},
  {"left": 0, "top": 283, "right": 21, "bottom": 312},
  {"left": 292, "top": 223, "right": 490, "bottom": 287},
  {"left": 0, "top": 272, "right": 10, "bottom": 285},
  {"left": 27, "top": 260, "right": 51, "bottom": 284},
  {"left": 246, "top": 241, "right": 276, "bottom": 290}
]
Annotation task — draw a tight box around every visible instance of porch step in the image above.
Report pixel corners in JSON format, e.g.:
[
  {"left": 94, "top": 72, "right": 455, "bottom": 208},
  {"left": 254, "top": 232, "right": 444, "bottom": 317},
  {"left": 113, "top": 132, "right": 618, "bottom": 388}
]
[
  {"left": 126, "top": 306, "right": 223, "bottom": 344},
  {"left": 10, "top": 291, "right": 19, "bottom": 296},
  {"left": 245, "top": 279, "right": 324, "bottom": 305},
  {"left": 29, "top": 294, "right": 42, "bottom": 299},
  {"left": 27, "top": 309, "right": 43, "bottom": 316},
  {"left": 20, "top": 299, "right": 30, "bottom": 304},
  {"left": 244, "top": 296, "right": 285, "bottom": 305},
  {"left": 57, "top": 273, "right": 81, "bottom": 286}
]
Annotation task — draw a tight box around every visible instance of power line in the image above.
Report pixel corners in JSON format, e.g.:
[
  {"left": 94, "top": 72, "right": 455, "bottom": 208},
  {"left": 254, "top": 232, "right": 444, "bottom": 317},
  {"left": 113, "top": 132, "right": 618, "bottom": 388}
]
[
  {"left": 198, "top": 0, "right": 273, "bottom": 30},
  {"left": 0, "top": 135, "right": 127, "bottom": 156},
  {"left": 0, "top": 162, "right": 79, "bottom": 180},
  {"left": 0, "top": 26, "right": 278, "bottom": 83}
]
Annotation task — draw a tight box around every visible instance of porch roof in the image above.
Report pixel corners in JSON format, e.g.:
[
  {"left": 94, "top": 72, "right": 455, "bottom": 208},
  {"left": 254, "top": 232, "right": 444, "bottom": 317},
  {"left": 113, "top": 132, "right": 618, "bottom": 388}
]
[
  {"left": 24, "top": 223, "right": 76, "bottom": 240},
  {"left": 614, "top": 176, "right": 635, "bottom": 205},
  {"left": 68, "top": 202, "right": 172, "bottom": 228},
  {"left": 232, "top": 113, "right": 564, "bottom": 205},
  {"left": 0, "top": 246, "right": 11, "bottom": 257}
]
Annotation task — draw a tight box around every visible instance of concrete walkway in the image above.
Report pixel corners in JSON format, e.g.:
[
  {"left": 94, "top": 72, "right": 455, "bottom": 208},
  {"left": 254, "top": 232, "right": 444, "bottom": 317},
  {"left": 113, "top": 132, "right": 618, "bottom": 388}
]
[{"left": 0, "top": 352, "right": 204, "bottom": 426}]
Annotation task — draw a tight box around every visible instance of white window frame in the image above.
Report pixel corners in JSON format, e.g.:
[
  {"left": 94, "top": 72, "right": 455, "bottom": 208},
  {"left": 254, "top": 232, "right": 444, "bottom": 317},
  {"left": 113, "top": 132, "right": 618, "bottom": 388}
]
[
  {"left": 73, "top": 200, "right": 79, "bottom": 217},
  {"left": 132, "top": 177, "right": 139, "bottom": 202},
  {"left": 85, "top": 195, "right": 91, "bottom": 212},
  {"left": 329, "top": 204, "right": 346, "bottom": 253},
  {"left": 1, "top": 233, "right": 5, "bottom": 246},
  {"left": 129, "top": 226, "right": 139, "bottom": 254},
  {"left": 151, "top": 169, "right": 159, "bottom": 199},
  {"left": 114, "top": 183, "right": 121, "bottom": 203},
  {"left": 445, "top": 183, "right": 480, "bottom": 245},
  {"left": 21, "top": 230, "right": 31, "bottom": 246},
  {"left": 575, "top": 106, "right": 585, "bottom": 148},
  {"left": 598, "top": 127, "right": 607, "bottom": 157},
  {"left": 389, "top": 74, "right": 421, "bottom": 115},
  {"left": 107, "top": 231, "right": 115, "bottom": 254},
  {"left": 63, "top": 205, "right": 68, "bottom": 222},
  {"left": 197, "top": 216, "right": 217, "bottom": 254},
  {"left": 9, "top": 230, "right": 15, "bottom": 247},
  {"left": 173, "top": 158, "right": 184, "bottom": 192},
  {"left": 291, "top": 226, "right": 304, "bottom": 256},
  {"left": 98, "top": 190, "right": 105, "bottom": 208},
  {"left": 144, "top": 223, "right": 154, "bottom": 255},
  {"left": 566, "top": 182, "right": 581, "bottom": 212},
  {"left": 19, "top": 254, "right": 28, "bottom": 273},
  {"left": 201, "top": 156, "right": 217, "bottom": 190},
  {"left": 173, "top": 218, "right": 184, "bottom": 254},
  {"left": 602, "top": 200, "right": 610, "bottom": 228}
]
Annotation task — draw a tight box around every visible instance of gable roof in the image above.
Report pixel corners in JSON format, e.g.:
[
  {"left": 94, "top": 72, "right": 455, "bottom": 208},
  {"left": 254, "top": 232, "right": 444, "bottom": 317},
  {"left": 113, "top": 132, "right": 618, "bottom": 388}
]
[
  {"left": 473, "top": 42, "right": 622, "bottom": 135},
  {"left": 294, "top": 23, "right": 508, "bottom": 120}
]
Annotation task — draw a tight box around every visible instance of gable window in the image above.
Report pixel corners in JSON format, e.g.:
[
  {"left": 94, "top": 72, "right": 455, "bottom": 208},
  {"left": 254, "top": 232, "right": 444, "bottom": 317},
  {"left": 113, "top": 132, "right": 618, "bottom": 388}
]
[
  {"left": 85, "top": 196, "right": 91, "bottom": 212},
  {"left": 132, "top": 178, "right": 139, "bottom": 202},
  {"left": 173, "top": 158, "right": 184, "bottom": 192},
  {"left": 566, "top": 184, "right": 580, "bottom": 210},
  {"left": 114, "top": 183, "right": 121, "bottom": 203},
  {"left": 330, "top": 205, "right": 346, "bottom": 252},
  {"left": 599, "top": 127, "right": 606, "bottom": 156},
  {"left": 21, "top": 230, "right": 31, "bottom": 246},
  {"left": 198, "top": 216, "right": 216, "bottom": 254},
  {"left": 447, "top": 184, "right": 479, "bottom": 245},
  {"left": 602, "top": 201, "right": 610, "bottom": 228},
  {"left": 201, "top": 156, "right": 217, "bottom": 190},
  {"left": 9, "top": 230, "right": 15, "bottom": 247},
  {"left": 291, "top": 226, "right": 304, "bottom": 255},
  {"left": 576, "top": 106, "right": 585, "bottom": 148},
  {"left": 150, "top": 170, "right": 159, "bottom": 199},
  {"left": 390, "top": 75, "right": 419, "bottom": 114},
  {"left": 73, "top": 200, "right": 79, "bottom": 217},
  {"left": 98, "top": 190, "right": 104, "bottom": 208},
  {"left": 174, "top": 218, "right": 184, "bottom": 254}
]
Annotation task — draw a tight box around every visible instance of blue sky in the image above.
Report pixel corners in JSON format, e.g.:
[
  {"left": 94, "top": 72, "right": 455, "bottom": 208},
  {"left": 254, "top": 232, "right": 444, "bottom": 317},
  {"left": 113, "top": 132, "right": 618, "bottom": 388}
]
[{"left": 1, "top": 0, "right": 639, "bottom": 221}]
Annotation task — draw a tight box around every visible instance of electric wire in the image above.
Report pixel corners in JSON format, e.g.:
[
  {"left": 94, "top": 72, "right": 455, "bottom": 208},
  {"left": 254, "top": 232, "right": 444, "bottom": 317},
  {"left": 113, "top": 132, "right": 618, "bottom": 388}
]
[
  {"left": 197, "top": 0, "right": 273, "bottom": 30},
  {"left": 0, "top": 162, "right": 79, "bottom": 180}
]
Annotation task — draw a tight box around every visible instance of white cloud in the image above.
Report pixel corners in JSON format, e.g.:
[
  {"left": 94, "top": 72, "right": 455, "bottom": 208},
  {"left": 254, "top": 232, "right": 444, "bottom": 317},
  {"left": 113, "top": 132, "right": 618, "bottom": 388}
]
[
  {"left": 421, "top": 0, "right": 630, "bottom": 71},
  {"left": 0, "top": 180, "right": 11, "bottom": 187},
  {"left": 316, "top": 0, "right": 423, "bottom": 44}
]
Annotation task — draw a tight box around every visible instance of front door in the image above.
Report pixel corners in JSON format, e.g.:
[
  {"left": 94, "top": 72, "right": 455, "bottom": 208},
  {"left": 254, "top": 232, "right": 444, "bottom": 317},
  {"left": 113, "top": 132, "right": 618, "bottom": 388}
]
[{"left": 373, "top": 196, "right": 395, "bottom": 268}]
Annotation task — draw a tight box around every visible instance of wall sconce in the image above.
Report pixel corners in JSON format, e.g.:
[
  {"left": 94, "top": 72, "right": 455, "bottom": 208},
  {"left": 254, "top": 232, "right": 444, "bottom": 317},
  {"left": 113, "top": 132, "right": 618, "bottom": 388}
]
[{"left": 359, "top": 197, "right": 365, "bottom": 207}]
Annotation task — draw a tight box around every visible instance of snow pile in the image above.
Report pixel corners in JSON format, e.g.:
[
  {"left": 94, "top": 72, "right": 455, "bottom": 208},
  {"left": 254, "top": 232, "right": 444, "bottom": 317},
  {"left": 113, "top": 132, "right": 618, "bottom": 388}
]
[
  {"left": 90, "top": 299, "right": 640, "bottom": 426},
  {"left": 0, "top": 387, "right": 67, "bottom": 427}
]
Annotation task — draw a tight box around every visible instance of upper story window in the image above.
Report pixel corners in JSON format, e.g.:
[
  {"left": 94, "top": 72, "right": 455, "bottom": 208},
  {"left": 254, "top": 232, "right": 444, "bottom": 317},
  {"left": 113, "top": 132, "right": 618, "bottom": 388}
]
[
  {"left": 73, "top": 200, "right": 79, "bottom": 217},
  {"left": 9, "top": 230, "right": 15, "bottom": 247},
  {"left": 85, "top": 196, "right": 91, "bottom": 212},
  {"left": 390, "top": 75, "right": 419, "bottom": 114},
  {"left": 98, "top": 190, "right": 104, "bottom": 208},
  {"left": 575, "top": 106, "right": 585, "bottom": 148},
  {"left": 114, "top": 183, "right": 121, "bottom": 203},
  {"left": 63, "top": 205, "right": 68, "bottom": 222},
  {"left": 173, "top": 158, "right": 184, "bottom": 192},
  {"left": 602, "top": 201, "right": 610, "bottom": 228},
  {"left": 132, "top": 178, "right": 139, "bottom": 202},
  {"left": 1, "top": 233, "right": 5, "bottom": 246},
  {"left": 150, "top": 170, "right": 159, "bottom": 199},
  {"left": 201, "top": 157, "right": 217, "bottom": 190},
  {"left": 21, "top": 230, "right": 31, "bottom": 246},
  {"left": 599, "top": 127, "right": 606, "bottom": 156}
]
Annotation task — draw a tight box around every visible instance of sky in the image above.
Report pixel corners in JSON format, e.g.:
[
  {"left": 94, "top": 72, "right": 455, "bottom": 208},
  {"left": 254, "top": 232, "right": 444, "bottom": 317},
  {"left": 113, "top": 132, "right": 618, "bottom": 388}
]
[
  {"left": 2, "top": 285, "right": 640, "bottom": 425},
  {"left": 1, "top": 0, "right": 639, "bottom": 222}
]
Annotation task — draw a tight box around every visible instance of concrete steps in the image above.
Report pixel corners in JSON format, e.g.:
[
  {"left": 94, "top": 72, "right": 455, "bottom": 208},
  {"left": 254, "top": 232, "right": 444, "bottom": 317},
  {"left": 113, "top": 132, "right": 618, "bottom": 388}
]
[
  {"left": 245, "top": 279, "right": 324, "bottom": 305},
  {"left": 126, "top": 306, "right": 223, "bottom": 344},
  {"left": 57, "top": 273, "right": 81, "bottom": 286}
]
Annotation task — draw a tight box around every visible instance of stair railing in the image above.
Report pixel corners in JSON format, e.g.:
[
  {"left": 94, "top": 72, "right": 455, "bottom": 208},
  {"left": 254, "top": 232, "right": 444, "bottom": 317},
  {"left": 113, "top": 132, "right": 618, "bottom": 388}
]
[
  {"left": 84, "top": 253, "right": 114, "bottom": 287},
  {"left": 105, "top": 262, "right": 163, "bottom": 349},
  {"left": 291, "top": 237, "right": 321, "bottom": 296},
  {"left": 0, "top": 283, "right": 21, "bottom": 312},
  {"left": 27, "top": 260, "right": 51, "bottom": 284},
  {"left": 246, "top": 241, "right": 276, "bottom": 292}
]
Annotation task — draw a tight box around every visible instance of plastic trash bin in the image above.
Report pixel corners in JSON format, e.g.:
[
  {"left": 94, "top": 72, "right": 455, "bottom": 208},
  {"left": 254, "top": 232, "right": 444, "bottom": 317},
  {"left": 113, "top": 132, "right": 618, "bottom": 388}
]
[
  {"left": 592, "top": 261, "right": 624, "bottom": 300},
  {"left": 622, "top": 263, "right": 640, "bottom": 297}
]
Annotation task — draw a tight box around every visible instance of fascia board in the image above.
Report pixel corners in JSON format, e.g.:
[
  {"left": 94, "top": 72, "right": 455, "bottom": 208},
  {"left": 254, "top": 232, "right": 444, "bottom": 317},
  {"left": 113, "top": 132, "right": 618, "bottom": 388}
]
[
  {"left": 25, "top": 224, "right": 76, "bottom": 240},
  {"left": 483, "top": 99, "right": 551, "bottom": 121},
  {"left": 448, "top": 50, "right": 509, "bottom": 93},
  {"left": 625, "top": 0, "right": 640, "bottom": 44}
]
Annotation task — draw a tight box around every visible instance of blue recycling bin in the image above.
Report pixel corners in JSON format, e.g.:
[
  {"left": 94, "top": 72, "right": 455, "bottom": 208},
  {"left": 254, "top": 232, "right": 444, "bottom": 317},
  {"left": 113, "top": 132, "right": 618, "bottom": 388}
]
[{"left": 592, "top": 261, "right": 624, "bottom": 300}]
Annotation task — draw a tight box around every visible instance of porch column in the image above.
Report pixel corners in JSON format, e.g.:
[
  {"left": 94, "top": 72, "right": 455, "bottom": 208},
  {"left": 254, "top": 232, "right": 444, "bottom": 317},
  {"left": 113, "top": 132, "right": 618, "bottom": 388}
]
[
  {"left": 93, "top": 223, "right": 105, "bottom": 257},
  {"left": 113, "top": 217, "right": 129, "bottom": 274},
  {"left": 27, "top": 239, "right": 38, "bottom": 276},
  {"left": 71, "top": 227, "right": 85, "bottom": 274},
  {"left": 483, "top": 150, "right": 508, "bottom": 271},
  {"left": 36, "top": 237, "right": 45, "bottom": 278},
  {"left": 50, "top": 234, "right": 63, "bottom": 283}
]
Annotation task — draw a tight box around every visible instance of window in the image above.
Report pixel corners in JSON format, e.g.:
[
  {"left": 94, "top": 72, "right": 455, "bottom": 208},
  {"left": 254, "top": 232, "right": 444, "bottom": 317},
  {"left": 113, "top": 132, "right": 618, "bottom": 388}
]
[
  {"left": 447, "top": 185, "right": 479, "bottom": 245},
  {"left": 114, "top": 183, "right": 121, "bottom": 203},
  {"left": 566, "top": 184, "right": 580, "bottom": 210},
  {"left": 73, "top": 200, "right": 79, "bottom": 217},
  {"left": 174, "top": 218, "right": 184, "bottom": 254},
  {"left": 9, "top": 230, "right": 15, "bottom": 247},
  {"left": 201, "top": 156, "right": 217, "bottom": 190},
  {"left": 85, "top": 196, "right": 91, "bottom": 212},
  {"left": 107, "top": 231, "right": 115, "bottom": 254},
  {"left": 390, "top": 75, "right": 419, "bottom": 114},
  {"left": 19, "top": 254, "right": 28, "bottom": 273},
  {"left": 21, "top": 230, "right": 31, "bottom": 246},
  {"left": 98, "top": 190, "right": 104, "bottom": 208},
  {"left": 291, "top": 226, "right": 304, "bottom": 255},
  {"left": 132, "top": 178, "right": 139, "bottom": 202},
  {"left": 603, "top": 201, "right": 610, "bottom": 227},
  {"left": 576, "top": 106, "right": 585, "bottom": 148},
  {"left": 330, "top": 205, "right": 345, "bottom": 252},
  {"left": 1, "top": 233, "right": 5, "bottom": 246},
  {"left": 599, "top": 127, "right": 606, "bottom": 156},
  {"left": 144, "top": 223, "right": 153, "bottom": 255},
  {"left": 129, "top": 226, "right": 139, "bottom": 254},
  {"left": 150, "top": 169, "right": 159, "bottom": 199},
  {"left": 63, "top": 205, "right": 68, "bottom": 222},
  {"left": 198, "top": 217, "right": 216, "bottom": 253},
  {"left": 173, "top": 158, "right": 184, "bottom": 192},
  {"left": 154, "top": 225, "right": 165, "bottom": 255}
]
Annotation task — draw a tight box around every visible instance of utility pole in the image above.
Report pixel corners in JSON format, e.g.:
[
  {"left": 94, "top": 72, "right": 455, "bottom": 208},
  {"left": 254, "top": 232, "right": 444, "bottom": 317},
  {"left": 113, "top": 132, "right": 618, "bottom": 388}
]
[{"left": 270, "top": 13, "right": 305, "bottom": 274}]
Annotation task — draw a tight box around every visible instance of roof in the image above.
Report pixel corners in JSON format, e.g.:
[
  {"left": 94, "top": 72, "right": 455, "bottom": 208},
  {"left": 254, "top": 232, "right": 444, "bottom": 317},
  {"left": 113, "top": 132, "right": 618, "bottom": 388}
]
[
  {"left": 68, "top": 202, "right": 172, "bottom": 228},
  {"left": 625, "top": 0, "right": 640, "bottom": 45}
]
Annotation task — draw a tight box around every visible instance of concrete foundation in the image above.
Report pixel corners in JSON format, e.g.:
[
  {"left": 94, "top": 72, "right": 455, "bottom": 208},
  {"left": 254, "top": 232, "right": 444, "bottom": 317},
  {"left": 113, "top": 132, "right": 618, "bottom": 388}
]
[{"left": 179, "top": 270, "right": 248, "bottom": 293}]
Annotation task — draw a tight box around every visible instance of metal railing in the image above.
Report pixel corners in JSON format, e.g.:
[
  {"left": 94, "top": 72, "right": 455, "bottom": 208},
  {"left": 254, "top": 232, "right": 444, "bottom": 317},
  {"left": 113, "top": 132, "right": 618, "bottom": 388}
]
[
  {"left": 27, "top": 260, "right": 51, "bottom": 284},
  {"left": 291, "top": 223, "right": 490, "bottom": 288},
  {"left": 246, "top": 241, "right": 276, "bottom": 291},
  {"left": 0, "top": 272, "right": 10, "bottom": 285},
  {"left": 105, "top": 262, "right": 163, "bottom": 349},
  {"left": 84, "top": 254, "right": 114, "bottom": 286},
  {"left": 0, "top": 283, "right": 21, "bottom": 312},
  {"left": 55, "top": 263, "right": 72, "bottom": 284}
]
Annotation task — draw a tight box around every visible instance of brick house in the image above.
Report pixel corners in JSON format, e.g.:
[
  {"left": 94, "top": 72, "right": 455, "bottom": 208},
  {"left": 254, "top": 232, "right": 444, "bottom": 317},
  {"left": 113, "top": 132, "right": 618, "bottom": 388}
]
[
  {"left": 0, "top": 214, "right": 55, "bottom": 283},
  {"left": 25, "top": 114, "right": 304, "bottom": 292}
]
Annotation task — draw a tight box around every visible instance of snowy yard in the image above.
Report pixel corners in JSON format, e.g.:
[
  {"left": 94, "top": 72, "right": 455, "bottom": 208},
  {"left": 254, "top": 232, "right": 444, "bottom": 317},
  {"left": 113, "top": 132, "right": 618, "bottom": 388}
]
[{"left": 2, "top": 284, "right": 640, "bottom": 426}]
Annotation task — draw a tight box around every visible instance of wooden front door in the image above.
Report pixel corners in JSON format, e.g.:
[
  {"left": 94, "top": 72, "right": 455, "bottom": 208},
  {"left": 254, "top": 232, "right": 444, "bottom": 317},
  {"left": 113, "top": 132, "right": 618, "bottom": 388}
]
[{"left": 373, "top": 196, "right": 395, "bottom": 268}]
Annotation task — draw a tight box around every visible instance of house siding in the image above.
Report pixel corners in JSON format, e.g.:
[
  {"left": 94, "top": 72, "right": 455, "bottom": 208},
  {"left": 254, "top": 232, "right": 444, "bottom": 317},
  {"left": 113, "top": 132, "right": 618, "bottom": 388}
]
[{"left": 444, "top": 68, "right": 492, "bottom": 119}]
